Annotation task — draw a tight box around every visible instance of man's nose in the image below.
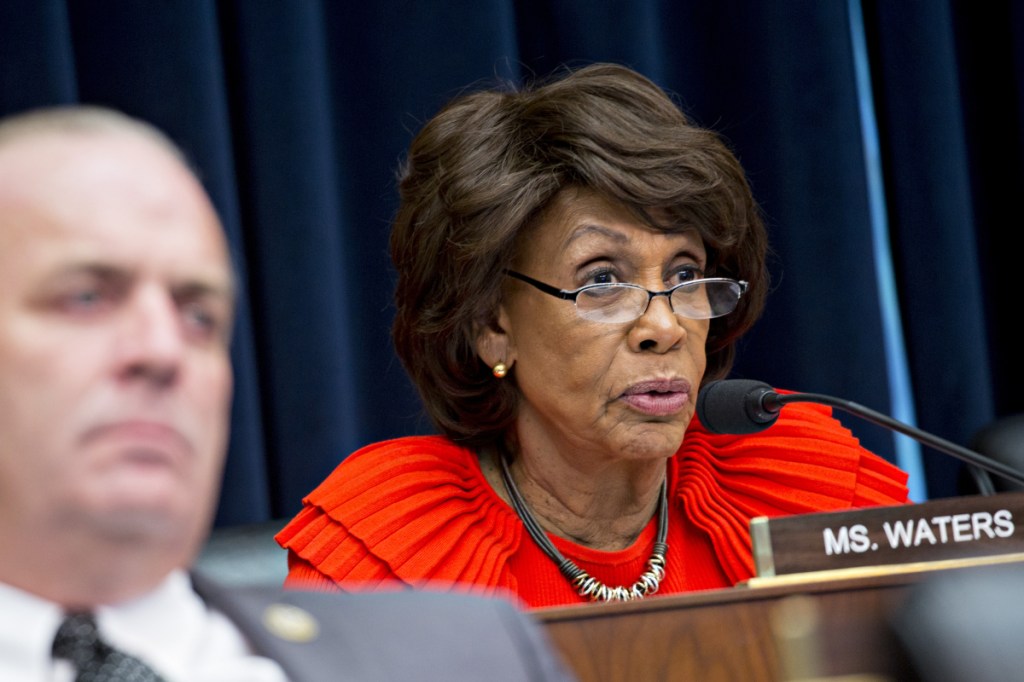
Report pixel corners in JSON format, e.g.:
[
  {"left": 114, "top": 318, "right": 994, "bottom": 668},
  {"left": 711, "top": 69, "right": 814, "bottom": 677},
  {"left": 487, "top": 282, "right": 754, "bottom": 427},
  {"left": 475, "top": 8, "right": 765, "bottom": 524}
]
[{"left": 116, "top": 287, "right": 184, "bottom": 386}]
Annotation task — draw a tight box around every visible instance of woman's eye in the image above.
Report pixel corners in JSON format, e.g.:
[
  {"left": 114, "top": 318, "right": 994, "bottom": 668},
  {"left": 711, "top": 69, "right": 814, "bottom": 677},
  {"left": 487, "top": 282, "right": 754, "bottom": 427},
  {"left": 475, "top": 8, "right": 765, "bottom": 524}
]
[
  {"left": 583, "top": 268, "right": 620, "bottom": 286},
  {"left": 670, "top": 266, "right": 703, "bottom": 285}
]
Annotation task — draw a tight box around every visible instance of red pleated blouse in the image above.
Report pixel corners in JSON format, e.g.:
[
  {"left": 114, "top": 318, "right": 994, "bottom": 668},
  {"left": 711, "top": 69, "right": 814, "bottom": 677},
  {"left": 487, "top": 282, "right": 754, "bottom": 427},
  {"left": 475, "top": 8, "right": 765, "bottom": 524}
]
[{"left": 276, "top": 402, "right": 910, "bottom": 609}]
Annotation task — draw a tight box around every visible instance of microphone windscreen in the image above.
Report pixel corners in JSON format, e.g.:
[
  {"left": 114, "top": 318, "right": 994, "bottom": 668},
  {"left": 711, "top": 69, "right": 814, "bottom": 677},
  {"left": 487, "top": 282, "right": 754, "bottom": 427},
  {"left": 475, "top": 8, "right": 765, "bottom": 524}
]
[{"left": 696, "top": 379, "right": 779, "bottom": 434}]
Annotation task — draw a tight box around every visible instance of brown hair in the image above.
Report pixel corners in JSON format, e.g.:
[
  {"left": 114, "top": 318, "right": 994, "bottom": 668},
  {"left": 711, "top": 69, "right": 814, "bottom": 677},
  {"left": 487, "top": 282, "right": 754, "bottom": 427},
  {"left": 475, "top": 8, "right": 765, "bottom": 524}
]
[{"left": 391, "top": 62, "right": 768, "bottom": 447}]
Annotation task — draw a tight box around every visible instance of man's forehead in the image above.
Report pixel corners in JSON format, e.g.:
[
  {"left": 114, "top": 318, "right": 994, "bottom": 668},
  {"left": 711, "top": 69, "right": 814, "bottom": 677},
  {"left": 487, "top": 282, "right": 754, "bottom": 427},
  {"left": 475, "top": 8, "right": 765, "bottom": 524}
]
[
  {"left": 0, "top": 126, "right": 235, "bottom": 295},
  {"left": 0, "top": 126, "right": 182, "bottom": 188},
  {"left": 0, "top": 107, "right": 184, "bottom": 165}
]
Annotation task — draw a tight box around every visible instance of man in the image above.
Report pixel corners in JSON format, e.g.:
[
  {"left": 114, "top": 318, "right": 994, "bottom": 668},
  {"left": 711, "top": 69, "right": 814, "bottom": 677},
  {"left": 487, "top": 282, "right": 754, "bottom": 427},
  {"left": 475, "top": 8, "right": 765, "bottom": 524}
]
[{"left": 0, "top": 107, "right": 572, "bottom": 681}]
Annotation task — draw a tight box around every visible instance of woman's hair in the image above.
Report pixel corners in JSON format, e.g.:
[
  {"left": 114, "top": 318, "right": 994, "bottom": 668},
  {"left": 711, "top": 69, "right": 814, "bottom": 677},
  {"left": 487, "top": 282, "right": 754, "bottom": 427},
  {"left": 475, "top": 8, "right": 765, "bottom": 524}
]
[{"left": 391, "top": 62, "right": 768, "bottom": 447}]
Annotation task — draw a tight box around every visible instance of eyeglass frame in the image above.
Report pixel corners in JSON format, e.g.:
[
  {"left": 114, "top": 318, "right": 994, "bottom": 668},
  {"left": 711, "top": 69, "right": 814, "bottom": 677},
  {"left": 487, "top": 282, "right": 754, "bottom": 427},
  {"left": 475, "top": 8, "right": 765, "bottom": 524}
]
[{"left": 504, "top": 269, "right": 748, "bottom": 323}]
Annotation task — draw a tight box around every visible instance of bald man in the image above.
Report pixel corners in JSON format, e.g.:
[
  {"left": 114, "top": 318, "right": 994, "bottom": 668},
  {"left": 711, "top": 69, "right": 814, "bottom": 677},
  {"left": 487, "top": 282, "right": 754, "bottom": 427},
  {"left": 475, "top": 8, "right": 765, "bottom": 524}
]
[{"left": 0, "top": 107, "right": 571, "bottom": 682}]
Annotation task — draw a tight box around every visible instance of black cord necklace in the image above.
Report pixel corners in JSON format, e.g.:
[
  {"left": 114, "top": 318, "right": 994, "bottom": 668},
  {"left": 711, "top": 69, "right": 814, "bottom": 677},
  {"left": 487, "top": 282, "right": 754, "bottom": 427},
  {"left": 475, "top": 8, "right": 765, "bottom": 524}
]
[{"left": 498, "top": 455, "right": 669, "bottom": 602}]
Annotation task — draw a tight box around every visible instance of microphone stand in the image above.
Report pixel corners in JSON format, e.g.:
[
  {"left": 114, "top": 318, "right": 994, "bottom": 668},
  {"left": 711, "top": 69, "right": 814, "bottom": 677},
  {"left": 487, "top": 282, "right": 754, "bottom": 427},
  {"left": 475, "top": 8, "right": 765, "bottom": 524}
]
[{"left": 768, "top": 392, "right": 1023, "bottom": 493}]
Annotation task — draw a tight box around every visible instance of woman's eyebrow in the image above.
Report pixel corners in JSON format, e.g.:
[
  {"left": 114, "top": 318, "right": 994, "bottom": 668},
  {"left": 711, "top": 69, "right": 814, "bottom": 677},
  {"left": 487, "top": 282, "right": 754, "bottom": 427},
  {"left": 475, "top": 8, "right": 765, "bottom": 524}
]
[{"left": 563, "top": 223, "right": 629, "bottom": 248}]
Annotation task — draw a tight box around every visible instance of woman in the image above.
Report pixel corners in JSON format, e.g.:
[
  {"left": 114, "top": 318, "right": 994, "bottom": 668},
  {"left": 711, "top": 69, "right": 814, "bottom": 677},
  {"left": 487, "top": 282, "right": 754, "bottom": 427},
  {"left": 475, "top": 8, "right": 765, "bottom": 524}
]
[{"left": 276, "top": 63, "right": 909, "bottom": 608}]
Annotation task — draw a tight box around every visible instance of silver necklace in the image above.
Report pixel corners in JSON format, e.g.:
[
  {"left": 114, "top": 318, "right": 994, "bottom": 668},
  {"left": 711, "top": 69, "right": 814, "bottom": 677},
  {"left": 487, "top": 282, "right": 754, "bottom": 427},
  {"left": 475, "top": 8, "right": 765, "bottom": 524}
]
[{"left": 498, "top": 455, "right": 669, "bottom": 602}]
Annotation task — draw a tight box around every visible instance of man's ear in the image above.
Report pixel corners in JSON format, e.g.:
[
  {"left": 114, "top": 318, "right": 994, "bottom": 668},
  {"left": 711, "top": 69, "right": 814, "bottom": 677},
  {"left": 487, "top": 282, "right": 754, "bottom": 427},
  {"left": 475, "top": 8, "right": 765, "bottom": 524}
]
[{"left": 474, "top": 305, "right": 516, "bottom": 371}]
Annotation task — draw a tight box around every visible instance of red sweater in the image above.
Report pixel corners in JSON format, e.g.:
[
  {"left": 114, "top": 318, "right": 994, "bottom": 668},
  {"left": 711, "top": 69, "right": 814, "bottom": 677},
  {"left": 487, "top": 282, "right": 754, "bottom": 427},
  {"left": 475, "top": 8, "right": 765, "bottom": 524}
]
[{"left": 277, "top": 402, "right": 909, "bottom": 609}]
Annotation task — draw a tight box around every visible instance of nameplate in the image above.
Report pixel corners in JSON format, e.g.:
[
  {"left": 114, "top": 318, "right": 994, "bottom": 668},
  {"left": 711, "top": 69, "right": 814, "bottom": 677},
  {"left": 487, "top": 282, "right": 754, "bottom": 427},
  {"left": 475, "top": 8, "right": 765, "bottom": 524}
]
[{"left": 750, "top": 491, "right": 1024, "bottom": 577}]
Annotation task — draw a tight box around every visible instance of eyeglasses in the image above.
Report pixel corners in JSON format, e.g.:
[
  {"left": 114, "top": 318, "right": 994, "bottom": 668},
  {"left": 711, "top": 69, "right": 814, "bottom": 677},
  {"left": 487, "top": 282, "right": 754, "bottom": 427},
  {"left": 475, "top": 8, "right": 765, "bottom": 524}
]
[{"left": 505, "top": 270, "right": 747, "bottom": 324}]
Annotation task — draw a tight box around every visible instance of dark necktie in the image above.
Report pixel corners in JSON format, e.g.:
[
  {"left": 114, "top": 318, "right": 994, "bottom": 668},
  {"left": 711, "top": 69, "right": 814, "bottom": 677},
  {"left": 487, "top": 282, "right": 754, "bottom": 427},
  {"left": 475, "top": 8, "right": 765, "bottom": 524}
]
[{"left": 51, "top": 611, "right": 167, "bottom": 682}]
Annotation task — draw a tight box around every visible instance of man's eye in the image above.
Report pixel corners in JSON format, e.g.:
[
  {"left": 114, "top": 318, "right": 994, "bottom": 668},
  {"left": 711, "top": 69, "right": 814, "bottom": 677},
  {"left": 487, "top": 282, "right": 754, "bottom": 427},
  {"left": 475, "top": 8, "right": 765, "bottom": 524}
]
[
  {"left": 181, "top": 302, "right": 226, "bottom": 342},
  {"left": 182, "top": 304, "right": 214, "bottom": 330},
  {"left": 62, "top": 289, "right": 106, "bottom": 311}
]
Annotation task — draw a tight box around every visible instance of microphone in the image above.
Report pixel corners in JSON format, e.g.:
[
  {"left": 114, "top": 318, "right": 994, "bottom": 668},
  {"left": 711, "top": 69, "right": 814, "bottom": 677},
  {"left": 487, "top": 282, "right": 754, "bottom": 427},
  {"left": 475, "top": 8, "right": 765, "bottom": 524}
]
[
  {"left": 696, "top": 379, "right": 783, "bottom": 434},
  {"left": 695, "top": 379, "right": 1024, "bottom": 491}
]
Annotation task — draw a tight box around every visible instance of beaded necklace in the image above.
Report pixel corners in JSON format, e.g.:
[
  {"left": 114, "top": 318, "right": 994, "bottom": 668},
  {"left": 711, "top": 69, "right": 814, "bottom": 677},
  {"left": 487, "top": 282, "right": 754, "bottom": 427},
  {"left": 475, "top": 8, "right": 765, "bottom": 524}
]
[{"left": 498, "top": 455, "right": 668, "bottom": 602}]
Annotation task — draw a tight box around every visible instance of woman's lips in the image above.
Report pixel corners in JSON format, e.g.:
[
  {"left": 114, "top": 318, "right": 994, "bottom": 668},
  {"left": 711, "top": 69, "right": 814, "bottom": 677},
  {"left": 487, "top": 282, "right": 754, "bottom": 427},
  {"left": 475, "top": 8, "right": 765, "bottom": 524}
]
[{"left": 620, "top": 379, "right": 691, "bottom": 416}]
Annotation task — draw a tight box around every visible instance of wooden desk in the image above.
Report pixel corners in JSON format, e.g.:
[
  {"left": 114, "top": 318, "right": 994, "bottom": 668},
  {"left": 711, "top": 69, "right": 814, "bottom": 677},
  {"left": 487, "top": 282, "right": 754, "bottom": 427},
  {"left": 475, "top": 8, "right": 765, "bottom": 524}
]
[
  {"left": 536, "top": 572, "right": 925, "bottom": 682},
  {"left": 536, "top": 493, "right": 1024, "bottom": 681}
]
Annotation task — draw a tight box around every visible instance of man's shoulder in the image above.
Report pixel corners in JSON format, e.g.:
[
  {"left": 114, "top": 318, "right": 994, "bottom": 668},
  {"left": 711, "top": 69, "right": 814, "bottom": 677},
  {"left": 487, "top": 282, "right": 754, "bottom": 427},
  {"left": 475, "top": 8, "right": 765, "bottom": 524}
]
[{"left": 195, "top": 576, "right": 573, "bottom": 682}]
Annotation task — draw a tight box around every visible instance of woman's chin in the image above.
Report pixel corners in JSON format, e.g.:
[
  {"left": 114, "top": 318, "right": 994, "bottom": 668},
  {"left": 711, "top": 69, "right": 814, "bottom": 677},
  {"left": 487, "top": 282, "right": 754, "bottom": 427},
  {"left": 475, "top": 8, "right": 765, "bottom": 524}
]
[{"left": 612, "top": 424, "right": 687, "bottom": 461}]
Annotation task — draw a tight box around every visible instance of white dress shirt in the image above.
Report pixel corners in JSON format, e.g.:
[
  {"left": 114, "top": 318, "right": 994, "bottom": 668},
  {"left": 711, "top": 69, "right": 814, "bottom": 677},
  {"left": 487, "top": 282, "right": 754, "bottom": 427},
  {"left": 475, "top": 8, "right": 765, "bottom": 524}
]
[{"left": 0, "top": 571, "right": 288, "bottom": 682}]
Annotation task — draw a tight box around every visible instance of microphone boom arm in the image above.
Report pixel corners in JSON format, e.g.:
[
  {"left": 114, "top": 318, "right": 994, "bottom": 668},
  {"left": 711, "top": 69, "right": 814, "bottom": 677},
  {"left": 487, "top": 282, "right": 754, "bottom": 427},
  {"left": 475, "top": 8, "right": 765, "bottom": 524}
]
[{"left": 770, "top": 392, "right": 1024, "bottom": 489}]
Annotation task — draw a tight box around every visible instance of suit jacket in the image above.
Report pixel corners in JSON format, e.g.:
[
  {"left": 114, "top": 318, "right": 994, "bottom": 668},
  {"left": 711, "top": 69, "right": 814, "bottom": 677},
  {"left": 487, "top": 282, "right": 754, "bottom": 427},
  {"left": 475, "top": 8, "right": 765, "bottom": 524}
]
[{"left": 191, "top": 573, "right": 574, "bottom": 682}]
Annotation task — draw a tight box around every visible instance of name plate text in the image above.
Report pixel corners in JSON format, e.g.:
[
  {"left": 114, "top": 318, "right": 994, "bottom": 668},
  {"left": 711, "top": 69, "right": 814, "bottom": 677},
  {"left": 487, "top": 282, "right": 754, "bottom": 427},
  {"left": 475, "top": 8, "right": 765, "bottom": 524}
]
[{"left": 751, "top": 491, "right": 1024, "bottom": 577}]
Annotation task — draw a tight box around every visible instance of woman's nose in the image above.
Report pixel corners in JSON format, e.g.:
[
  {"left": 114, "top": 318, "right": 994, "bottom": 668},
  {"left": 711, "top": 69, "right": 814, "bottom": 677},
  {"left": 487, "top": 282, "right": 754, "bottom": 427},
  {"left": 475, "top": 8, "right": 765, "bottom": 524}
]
[{"left": 629, "top": 293, "right": 686, "bottom": 352}]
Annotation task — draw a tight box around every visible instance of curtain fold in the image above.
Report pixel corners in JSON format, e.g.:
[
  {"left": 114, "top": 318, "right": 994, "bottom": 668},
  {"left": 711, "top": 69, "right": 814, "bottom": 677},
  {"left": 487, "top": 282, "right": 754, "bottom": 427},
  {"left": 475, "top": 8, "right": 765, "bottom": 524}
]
[
  {"left": 865, "top": 1, "right": 993, "bottom": 496},
  {"left": 1, "top": 0, "right": 1019, "bottom": 521}
]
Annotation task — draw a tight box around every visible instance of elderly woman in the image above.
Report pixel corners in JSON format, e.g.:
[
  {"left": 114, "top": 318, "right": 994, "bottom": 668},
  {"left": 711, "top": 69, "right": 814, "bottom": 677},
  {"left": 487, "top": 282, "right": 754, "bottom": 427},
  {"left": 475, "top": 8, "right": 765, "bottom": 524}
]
[{"left": 276, "top": 63, "right": 909, "bottom": 608}]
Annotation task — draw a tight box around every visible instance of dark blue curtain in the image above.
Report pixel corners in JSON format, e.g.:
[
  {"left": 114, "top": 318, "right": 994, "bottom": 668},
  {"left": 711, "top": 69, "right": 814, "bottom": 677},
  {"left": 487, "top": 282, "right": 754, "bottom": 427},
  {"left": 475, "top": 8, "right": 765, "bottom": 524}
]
[{"left": 2, "top": 0, "right": 1019, "bottom": 523}]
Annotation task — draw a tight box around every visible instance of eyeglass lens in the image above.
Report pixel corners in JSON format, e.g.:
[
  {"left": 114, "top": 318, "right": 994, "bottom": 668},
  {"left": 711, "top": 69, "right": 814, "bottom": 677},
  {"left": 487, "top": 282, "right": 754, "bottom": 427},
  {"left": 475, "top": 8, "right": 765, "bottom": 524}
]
[{"left": 576, "top": 280, "right": 741, "bottom": 323}]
